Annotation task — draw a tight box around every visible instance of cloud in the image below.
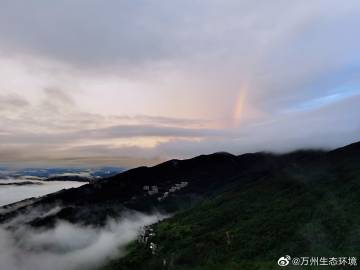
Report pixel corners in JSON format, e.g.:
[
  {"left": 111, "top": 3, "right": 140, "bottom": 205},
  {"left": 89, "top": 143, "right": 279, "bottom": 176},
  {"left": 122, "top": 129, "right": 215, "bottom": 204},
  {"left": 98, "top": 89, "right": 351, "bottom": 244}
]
[
  {"left": 0, "top": 179, "right": 85, "bottom": 206},
  {"left": 0, "top": 94, "right": 29, "bottom": 112},
  {"left": 0, "top": 211, "right": 164, "bottom": 270},
  {"left": 0, "top": 94, "right": 358, "bottom": 167},
  {"left": 156, "top": 94, "right": 360, "bottom": 157},
  {"left": 0, "top": 1, "right": 359, "bottom": 166}
]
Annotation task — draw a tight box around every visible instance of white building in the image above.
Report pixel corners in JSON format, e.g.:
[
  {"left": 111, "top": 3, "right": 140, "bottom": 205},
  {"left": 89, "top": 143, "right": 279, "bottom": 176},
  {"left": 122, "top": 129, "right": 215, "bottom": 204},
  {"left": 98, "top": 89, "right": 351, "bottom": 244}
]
[{"left": 148, "top": 185, "right": 159, "bottom": 195}]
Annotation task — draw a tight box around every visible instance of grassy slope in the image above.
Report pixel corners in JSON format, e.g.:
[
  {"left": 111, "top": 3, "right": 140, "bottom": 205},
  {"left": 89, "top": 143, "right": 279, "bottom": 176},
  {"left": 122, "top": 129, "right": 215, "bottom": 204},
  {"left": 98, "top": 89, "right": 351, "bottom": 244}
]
[{"left": 101, "top": 145, "right": 360, "bottom": 270}]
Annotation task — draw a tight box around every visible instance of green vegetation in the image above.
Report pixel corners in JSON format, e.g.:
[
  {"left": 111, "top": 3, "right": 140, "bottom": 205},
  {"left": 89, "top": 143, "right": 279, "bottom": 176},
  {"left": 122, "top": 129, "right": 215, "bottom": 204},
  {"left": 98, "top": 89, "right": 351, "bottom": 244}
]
[{"left": 100, "top": 145, "right": 360, "bottom": 270}]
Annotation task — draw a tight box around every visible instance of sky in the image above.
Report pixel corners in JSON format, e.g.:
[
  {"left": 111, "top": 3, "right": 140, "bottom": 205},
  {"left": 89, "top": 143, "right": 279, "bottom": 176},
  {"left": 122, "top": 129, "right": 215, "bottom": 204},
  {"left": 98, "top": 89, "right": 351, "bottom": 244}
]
[{"left": 0, "top": 0, "right": 359, "bottom": 168}]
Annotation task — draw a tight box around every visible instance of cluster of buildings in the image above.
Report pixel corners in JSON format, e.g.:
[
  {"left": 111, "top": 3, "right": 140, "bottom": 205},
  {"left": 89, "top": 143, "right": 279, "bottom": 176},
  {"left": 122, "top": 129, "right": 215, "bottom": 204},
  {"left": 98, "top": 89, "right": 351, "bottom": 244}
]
[
  {"left": 158, "top": 181, "right": 189, "bottom": 202},
  {"left": 169, "top": 181, "right": 188, "bottom": 192},
  {"left": 143, "top": 185, "right": 159, "bottom": 195},
  {"left": 137, "top": 181, "right": 190, "bottom": 257},
  {"left": 142, "top": 181, "right": 189, "bottom": 202}
]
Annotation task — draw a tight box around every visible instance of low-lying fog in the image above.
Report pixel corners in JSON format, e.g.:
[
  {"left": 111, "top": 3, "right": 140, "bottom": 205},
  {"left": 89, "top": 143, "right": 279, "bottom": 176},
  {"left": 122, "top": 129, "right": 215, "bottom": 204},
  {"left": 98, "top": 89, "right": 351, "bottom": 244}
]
[
  {"left": 0, "top": 179, "right": 166, "bottom": 270},
  {"left": 0, "top": 211, "right": 164, "bottom": 270},
  {"left": 0, "top": 179, "right": 85, "bottom": 206}
]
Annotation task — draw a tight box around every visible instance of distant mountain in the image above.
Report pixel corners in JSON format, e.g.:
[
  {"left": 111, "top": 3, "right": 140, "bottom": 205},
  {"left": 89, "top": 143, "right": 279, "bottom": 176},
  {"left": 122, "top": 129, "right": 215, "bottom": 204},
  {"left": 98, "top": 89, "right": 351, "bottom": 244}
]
[
  {"left": 45, "top": 175, "right": 92, "bottom": 182},
  {"left": 0, "top": 142, "right": 359, "bottom": 270},
  {"left": 0, "top": 181, "right": 43, "bottom": 186},
  {"left": 0, "top": 166, "right": 124, "bottom": 181}
]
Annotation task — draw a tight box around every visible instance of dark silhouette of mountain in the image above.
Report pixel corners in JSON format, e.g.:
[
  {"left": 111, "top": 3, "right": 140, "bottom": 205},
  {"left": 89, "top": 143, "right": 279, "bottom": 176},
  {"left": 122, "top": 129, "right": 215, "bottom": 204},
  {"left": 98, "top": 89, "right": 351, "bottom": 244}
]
[
  {"left": 0, "top": 181, "right": 43, "bottom": 186},
  {"left": 0, "top": 141, "right": 359, "bottom": 270},
  {"left": 45, "top": 175, "right": 91, "bottom": 182},
  {"left": 99, "top": 142, "right": 360, "bottom": 270}
]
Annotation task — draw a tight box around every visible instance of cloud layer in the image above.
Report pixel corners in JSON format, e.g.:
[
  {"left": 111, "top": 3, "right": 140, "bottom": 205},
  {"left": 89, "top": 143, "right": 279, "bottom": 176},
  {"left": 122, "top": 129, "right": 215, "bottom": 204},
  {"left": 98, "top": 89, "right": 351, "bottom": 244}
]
[
  {"left": 0, "top": 211, "right": 163, "bottom": 270},
  {"left": 0, "top": 179, "right": 85, "bottom": 206},
  {"left": 0, "top": 0, "right": 359, "bottom": 167}
]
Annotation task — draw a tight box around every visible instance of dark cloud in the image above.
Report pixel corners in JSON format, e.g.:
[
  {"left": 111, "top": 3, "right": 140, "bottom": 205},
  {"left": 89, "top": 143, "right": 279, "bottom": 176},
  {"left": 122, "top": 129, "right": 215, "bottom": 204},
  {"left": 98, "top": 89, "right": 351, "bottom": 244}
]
[
  {"left": 43, "top": 88, "right": 75, "bottom": 106},
  {"left": 0, "top": 1, "right": 358, "bottom": 72},
  {"left": 0, "top": 94, "right": 29, "bottom": 112},
  {"left": 0, "top": 125, "right": 219, "bottom": 144}
]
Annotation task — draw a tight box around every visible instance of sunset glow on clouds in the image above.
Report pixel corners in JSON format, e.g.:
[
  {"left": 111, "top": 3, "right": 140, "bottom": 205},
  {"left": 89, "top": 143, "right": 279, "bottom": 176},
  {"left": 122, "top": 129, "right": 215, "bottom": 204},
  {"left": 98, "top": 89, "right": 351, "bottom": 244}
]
[{"left": 0, "top": 0, "right": 359, "bottom": 167}]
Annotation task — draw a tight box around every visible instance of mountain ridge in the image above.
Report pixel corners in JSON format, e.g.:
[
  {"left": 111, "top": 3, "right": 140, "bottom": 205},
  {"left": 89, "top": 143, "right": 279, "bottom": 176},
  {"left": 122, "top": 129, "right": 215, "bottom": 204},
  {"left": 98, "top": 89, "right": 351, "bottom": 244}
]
[
  {"left": 0, "top": 141, "right": 359, "bottom": 270},
  {"left": 1, "top": 141, "right": 359, "bottom": 227},
  {"left": 99, "top": 141, "right": 360, "bottom": 270}
]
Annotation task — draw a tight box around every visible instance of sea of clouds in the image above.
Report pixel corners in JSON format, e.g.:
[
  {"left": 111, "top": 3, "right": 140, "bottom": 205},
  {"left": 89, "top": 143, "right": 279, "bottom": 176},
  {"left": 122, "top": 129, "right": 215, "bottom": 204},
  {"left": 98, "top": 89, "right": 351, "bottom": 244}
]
[
  {"left": 0, "top": 211, "right": 164, "bottom": 270},
  {"left": 0, "top": 179, "right": 85, "bottom": 206}
]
